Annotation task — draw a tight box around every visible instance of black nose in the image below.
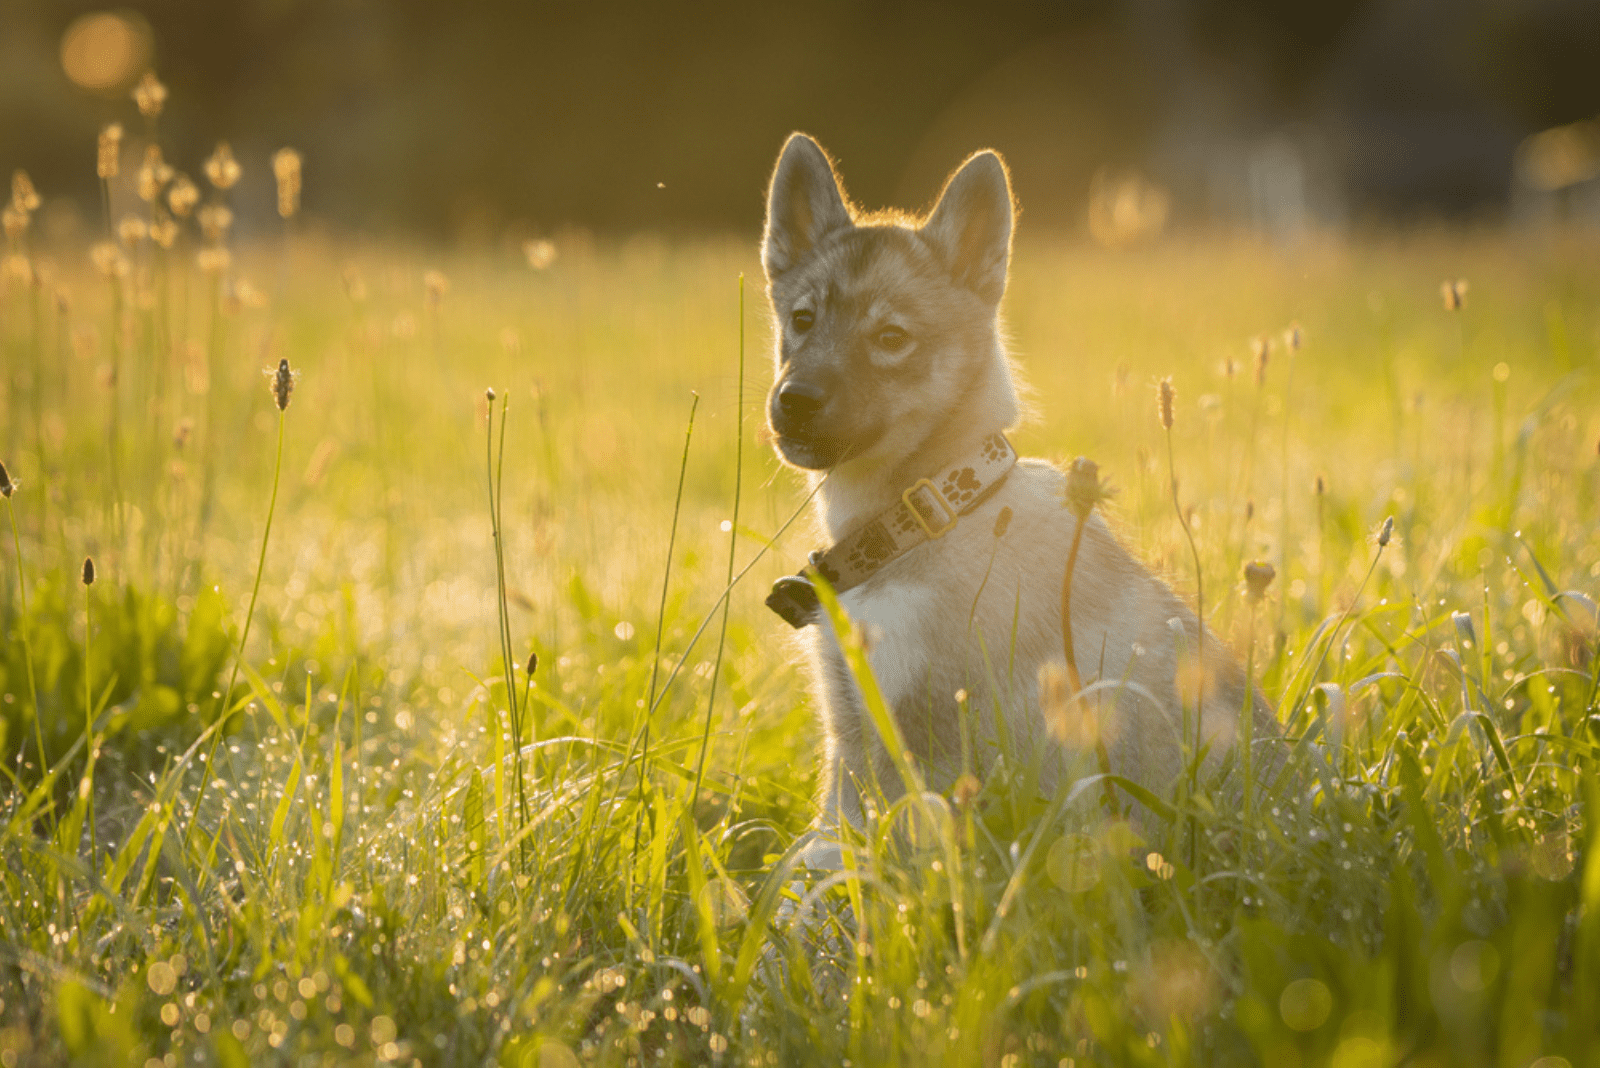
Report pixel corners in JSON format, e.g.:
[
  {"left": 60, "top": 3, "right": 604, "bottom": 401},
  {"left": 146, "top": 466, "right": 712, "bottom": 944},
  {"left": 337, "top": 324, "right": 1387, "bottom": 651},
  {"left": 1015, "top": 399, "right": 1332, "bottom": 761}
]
[{"left": 776, "top": 380, "right": 826, "bottom": 426}]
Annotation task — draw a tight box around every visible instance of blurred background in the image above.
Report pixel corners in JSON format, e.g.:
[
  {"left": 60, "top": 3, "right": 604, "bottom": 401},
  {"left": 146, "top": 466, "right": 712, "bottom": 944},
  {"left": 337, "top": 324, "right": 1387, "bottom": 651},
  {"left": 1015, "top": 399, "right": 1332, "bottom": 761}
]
[{"left": 2, "top": 0, "right": 1599, "bottom": 246}]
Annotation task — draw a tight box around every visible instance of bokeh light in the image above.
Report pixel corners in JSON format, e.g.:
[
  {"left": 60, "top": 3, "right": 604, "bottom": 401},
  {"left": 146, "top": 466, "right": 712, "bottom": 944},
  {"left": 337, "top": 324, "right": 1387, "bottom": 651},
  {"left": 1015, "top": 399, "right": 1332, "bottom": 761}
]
[{"left": 59, "top": 10, "right": 151, "bottom": 92}]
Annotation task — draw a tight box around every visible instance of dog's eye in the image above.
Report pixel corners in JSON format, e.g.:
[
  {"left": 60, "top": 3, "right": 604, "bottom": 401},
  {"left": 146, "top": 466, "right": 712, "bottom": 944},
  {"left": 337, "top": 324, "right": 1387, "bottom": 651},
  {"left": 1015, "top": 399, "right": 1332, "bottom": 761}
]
[
  {"left": 875, "top": 326, "right": 910, "bottom": 351},
  {"left": 791, "top": 309, "right": 815, "bottom": 333}
]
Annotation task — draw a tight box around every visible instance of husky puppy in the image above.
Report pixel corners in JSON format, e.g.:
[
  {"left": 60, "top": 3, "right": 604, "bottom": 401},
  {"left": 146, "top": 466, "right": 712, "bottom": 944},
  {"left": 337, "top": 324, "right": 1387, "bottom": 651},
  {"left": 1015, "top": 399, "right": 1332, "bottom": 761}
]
[{"left": 761, "top": 133, "right": 1279, "bottom": 867}]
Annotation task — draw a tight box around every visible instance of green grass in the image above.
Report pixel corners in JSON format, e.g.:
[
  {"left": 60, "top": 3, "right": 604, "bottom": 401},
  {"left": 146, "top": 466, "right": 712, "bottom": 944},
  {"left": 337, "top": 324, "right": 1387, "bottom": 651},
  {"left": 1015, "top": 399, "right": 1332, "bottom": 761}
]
[{"left": 1, "top": 222, "right": 1599, "bottom": 1068}]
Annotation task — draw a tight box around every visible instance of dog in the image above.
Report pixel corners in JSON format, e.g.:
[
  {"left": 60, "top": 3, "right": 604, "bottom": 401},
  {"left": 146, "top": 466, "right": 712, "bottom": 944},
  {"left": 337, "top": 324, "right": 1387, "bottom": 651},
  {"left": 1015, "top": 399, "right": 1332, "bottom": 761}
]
[{"left": 760, "top": 133, "right": 1280, "bottom": 869}]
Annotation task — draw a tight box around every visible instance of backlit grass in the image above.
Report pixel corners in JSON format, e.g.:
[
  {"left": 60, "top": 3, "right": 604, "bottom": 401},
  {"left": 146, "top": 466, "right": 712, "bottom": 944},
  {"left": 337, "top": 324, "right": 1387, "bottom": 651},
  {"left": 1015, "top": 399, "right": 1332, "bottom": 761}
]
[{"left": 2, "top": 157, "right": 1599, "bottom": 1068}]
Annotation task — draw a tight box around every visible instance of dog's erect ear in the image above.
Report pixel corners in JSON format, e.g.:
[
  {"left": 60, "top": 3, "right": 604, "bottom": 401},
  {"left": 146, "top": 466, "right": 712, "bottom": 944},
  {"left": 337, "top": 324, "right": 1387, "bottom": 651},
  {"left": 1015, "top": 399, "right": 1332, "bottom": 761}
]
[
  {"left": 764, "top": 134, "right": 853, "bottom": 281},
  {"left": 921, "top": 151, "right": 1013, "bottom": 305}
]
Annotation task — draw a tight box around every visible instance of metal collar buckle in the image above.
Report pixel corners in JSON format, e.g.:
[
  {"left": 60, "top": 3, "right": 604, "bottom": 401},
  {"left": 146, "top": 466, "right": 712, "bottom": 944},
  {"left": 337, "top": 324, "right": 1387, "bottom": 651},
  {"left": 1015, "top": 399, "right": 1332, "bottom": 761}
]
[{"left": 902, "top": 479, "right": 958, "bottom": 539}]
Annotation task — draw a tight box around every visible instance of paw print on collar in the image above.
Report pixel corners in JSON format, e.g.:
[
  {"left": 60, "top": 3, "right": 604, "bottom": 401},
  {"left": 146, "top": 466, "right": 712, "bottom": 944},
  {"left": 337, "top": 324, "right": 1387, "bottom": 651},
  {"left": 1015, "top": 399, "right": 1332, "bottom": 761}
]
[
  {"left": 843, "top": 522, "right": 896, "bottom": 574},
  {"left": 940, "top": 467, "right": 982, "bottom": 507}
]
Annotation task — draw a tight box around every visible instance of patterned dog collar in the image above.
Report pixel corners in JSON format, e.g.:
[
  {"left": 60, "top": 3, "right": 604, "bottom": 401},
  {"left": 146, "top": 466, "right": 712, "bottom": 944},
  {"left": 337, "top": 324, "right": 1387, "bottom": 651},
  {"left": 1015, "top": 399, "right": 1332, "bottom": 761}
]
[{"left": 766, "top": 433, "right": 1018, "bottom": 629}]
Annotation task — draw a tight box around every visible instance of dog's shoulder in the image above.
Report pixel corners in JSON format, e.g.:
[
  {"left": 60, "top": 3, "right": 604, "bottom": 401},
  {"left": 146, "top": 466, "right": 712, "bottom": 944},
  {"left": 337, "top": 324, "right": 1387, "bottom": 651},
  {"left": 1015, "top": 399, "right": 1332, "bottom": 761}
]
[{"left": 962, "top": 455, "right": 1072, "bottom": 548}]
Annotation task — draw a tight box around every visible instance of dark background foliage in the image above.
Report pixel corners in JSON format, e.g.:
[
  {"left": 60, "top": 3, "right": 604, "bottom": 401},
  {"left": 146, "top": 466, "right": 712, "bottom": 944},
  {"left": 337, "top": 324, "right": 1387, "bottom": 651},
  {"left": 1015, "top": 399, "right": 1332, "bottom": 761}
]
[{"left": 3, "top": 0, "right": 1598, "bottom": 238}]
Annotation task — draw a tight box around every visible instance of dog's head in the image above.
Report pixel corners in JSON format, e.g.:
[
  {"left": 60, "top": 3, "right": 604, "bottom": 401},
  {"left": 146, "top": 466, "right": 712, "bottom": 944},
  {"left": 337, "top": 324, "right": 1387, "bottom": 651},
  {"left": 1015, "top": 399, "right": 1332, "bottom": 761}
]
[{"left": 762, "top": 134, "right": 1017, "bottom": 472}]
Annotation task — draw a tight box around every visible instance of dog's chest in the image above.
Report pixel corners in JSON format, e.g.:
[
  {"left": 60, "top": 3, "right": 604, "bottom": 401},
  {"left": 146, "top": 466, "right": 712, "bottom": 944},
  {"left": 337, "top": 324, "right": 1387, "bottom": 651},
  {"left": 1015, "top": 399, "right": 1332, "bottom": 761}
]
[
  {"left": 805, "top": 465, "right": 1068, "bottom": 749},
  {"left": 819, "top": 528, "right": 998, "bottom": 724},
  {"left": 834, "top": 575, "right": 940, "bottom": 711}
]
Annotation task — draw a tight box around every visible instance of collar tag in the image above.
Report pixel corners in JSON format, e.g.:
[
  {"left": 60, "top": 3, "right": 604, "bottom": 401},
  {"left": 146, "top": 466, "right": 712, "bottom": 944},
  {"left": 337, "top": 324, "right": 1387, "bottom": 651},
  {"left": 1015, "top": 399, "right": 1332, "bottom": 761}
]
[{"left": 766, "top": 575, "right": 820, "bottom": 630}]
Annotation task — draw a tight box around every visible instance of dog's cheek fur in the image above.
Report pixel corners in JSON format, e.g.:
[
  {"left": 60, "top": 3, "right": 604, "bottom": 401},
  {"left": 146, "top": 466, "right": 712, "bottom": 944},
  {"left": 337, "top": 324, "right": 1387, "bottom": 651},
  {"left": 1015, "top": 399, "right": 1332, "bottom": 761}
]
[{"left": 881, "top": 280, "right": 996, "bottom": 445}]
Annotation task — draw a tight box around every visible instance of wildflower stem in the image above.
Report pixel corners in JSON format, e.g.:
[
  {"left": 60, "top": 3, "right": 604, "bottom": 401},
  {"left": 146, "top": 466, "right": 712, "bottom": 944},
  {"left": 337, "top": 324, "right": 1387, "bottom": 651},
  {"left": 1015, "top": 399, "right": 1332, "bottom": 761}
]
[
  {"left": 690, "top": 275, "right": 744, "bottom": 818},
  {"left": 191, "top": 274, "right": 226, "bottom": 595},
  {"left": 107, "top": 276, "right": 124, "bottom": 548},
  {"left": 1277, "top": 349, "right": 1295, "bottom": 640},
  {"left": 485, "top": 392, "right": 528, "bottom": 870},
  {"left": 496, "top": 394, "right": 530, "bottom": 861},
  {"left": 1059, "top": 515, "right": 1087, "bottom": 694},
  {"left": 1241, "top": 600, "right": 1259, "bottom": 828},
  {"left": 630, "top": 391, "right": 698, "bottom": 900},
  {"left": 1165, "top": 425, "right": 1205, "bottom": 737},
  {"left": 600, "top": 470, "right": 824, "bottom": 840},
  {"left": 1316, "top": 484, "right": 1327, "bottom": 618},
  {"left": 1061, "top": 515, "right": 1121, "bottom": 816},
  {"left": 83, "top": 572, "right": 96, "bottom": 867},
  {"left": 4, "top": 496, "right": 46, "bottom": 787},
  {"left": 182, "top": 407, "right": 285, "bottom": 858},
  {"left": 1165, "top": 423, "right": 1204, "bottom": 868}
]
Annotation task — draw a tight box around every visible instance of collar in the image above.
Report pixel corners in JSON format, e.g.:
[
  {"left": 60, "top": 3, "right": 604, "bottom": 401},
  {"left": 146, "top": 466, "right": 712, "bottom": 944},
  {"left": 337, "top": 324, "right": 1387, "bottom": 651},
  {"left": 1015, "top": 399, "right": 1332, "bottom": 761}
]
[{"left": 766, "top": 432, "right": 1018, "bottom": 629}]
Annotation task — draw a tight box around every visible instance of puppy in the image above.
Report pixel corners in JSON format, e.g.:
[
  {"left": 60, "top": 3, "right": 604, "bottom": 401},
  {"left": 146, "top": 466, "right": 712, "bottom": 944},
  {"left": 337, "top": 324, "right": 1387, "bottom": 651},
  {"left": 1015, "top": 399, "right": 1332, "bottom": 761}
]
[{"left": 760, "top": 133, "right": 1279, "bottom": 868}]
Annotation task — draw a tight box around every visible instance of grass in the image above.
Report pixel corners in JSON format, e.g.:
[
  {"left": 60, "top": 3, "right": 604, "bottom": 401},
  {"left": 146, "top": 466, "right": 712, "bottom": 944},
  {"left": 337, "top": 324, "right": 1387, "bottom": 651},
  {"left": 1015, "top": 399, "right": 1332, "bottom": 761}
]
[{"left": 1, "top": 189, "right": 1599, "bottom": 1068}]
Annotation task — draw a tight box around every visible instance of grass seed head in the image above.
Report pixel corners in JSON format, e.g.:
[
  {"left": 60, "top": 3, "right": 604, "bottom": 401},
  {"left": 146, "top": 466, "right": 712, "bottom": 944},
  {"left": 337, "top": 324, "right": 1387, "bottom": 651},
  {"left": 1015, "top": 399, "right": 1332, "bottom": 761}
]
[
  {"left": 1113, "top": 363, "right": 1131, "bottom": 396},
  {"left": 82, "top": 556, "right": 95, "bottom": 586},
  {"left": 1039, "top": 660, "right": 1071, "bottom": 740},
  {"left": 1442, "top": 279, "right": 1468, "bottom": 311},
  {"left": 198, "top": 204, "right": 233, "bottom": 243},
  {"left": 118, "top": 214, "right": 148, "bottom": 246},
  {"left": 1158, "top": 377, "right": 1175, "bottom": 430},
  {"left": 138, "top": 145, "right": 173, "bottom": 203},
  {"left": 11, "top": 170, "right": 40, "bottom": 214},
  {"left": 1378, "top": 515, "right": 1394, "bottom": 547},
  {"left": 1253, "top": 336, "right": 1271, "bottom": 385},
  {"left": 526, "top": 652, "right": 538, "bottom": 675},
  {"left": 1063, "top": 457, "right": 1112, "bottom": 521},
  {"left": 1040, "top": 660, "right": 1107, "bottom": 746},
  {"left": 951, "top": 773, "right": 982, "bottom": 808},
  {"left": 149, "top": 213, "right": 177, "bottom": 249},
  {"left": 230, "top": 278, "right": 266, "bottom": 311},
  {"left": 272, "top": 148, "right": 302, "bottom": 219},
  {"left": 341, "top": 264, "right": 367, "bottom": 303},
  {"left": 0, "top": 460, "right": 13, "bottom": 498},
  {"left": 1315, "top": 473, "right": 1326, "bottom": 496},
  {"left": 993, "top": 505, "right": 1013, "bottom": 538},
  {"left": 1, "top": 205, "right": 26, "bottom": 242},
  {"left": 271, "top": 358, "right": 295, "bottom": 410},
  {"left": 204, "top": 142, "right": 241, "bottom": 190},
  {"left": 523, "top": 238, "right": 557, "bottom": 270},
  {"left": 168, "top": 175, "right": 199, "bottom": 218},
  {"left": 1244, "top": 560, "right": 1276, "bottom": 602},
  {"left": 485, "top": 387, "right": 496, "bottom": 402},
  {"left": 133, "top": 71, "right": 167, "bottom": 118},
  {"left": 2, "top": 254, "right": 33, "bottom": 286},
  {"left": 90, "top": 240, "right": 129, "bottom": 279},
  {"left": 97, "top": 123, "right": 123, "bottom": 180},
  {"left": 1285, "top": 321, "right": 1303, "bottom": 351},
  {"left": 196, "top": 246, "right": 230, "bottom": 274},
  {"left": 424, "top": 269, "right": 449, "bottom": 307}
]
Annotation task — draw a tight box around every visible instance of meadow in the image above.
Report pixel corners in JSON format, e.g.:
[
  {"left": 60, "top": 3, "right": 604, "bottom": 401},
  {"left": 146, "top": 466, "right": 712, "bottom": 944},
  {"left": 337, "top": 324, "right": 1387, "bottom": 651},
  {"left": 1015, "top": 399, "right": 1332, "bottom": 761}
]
[{"left": 2, "top": 142, "right": 1600, "bottom": 1067}]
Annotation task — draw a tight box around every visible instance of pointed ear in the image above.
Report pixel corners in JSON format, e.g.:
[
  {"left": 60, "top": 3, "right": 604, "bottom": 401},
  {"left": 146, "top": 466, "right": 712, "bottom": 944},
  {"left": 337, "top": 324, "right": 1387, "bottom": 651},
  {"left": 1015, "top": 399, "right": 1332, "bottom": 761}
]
[
  {"left": 763, "top": 133, "right": 853, "bottom": 280},
  {"left": 920, "top": 151, "right": 1013, "bottom": 305}
]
